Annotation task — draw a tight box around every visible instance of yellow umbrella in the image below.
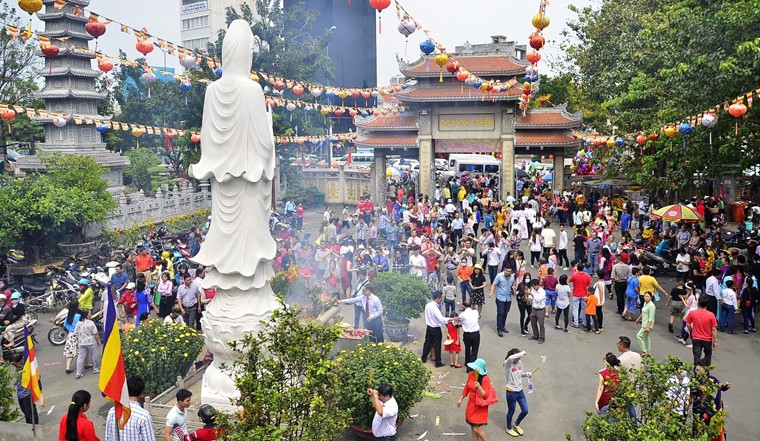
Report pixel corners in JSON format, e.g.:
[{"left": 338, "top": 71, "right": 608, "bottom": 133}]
[{"left": 651, "top": 204, "right": 703, "bottom": 223}]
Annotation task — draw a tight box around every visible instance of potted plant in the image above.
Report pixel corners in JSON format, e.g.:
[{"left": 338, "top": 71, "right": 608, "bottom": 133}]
[
  {"left": 335, "top": 342, "right": 430, "bottom": 439},
  {"left": 371, "top": 272, "right": 429, "bottom": 341}
]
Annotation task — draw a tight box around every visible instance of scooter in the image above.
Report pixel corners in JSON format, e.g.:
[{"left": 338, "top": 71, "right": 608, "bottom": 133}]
[
  {"left": 0, "top": 317, "right": 38, "bottom": 354},
  {"left": 48, "top": 307, "right": 103, "bottom": 346}
]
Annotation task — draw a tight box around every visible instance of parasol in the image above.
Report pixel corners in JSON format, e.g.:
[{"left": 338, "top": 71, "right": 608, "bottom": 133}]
[{"left": 651, "top": 204, "right": 703, "bottom": 223}]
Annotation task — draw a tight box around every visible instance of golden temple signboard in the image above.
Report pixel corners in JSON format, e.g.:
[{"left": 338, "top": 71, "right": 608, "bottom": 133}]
[{"left": 438, "top": 114, "right": 495, "bottom": 132}]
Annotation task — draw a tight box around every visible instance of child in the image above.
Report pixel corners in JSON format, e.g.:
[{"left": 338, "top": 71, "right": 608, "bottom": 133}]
[
  {"left": 543, "top": 268, "right": 558, "bottom": 316},
  {"left": 537, "top": 258, "right": 549, "bottom": 284},
  {"left": 583, "top": 262, "right": 593, "bottom": 276},
  {"left": 443, "top": 275, "right": 457, "bottom": 317},
  {"left": 585, "top": 288, "right": 600, "bottom": 334},
  {"left": 117, "top": 282, "right": 137, "bottom": 318},
  {"left": 570, "top": 260, "right": 579, "bottom": 276},
  {"left": 122, "top": 315, "right": 136, "bottom": 336},
  {"left": 547, "top": 248, "right": 558, "bottom": 271},
  {"left": 593, "top": 270, "right": 606, "bottom": 332},
  {"left": 555, "top": 274, "right": 571, "bottom": 332},
  {"left": 444, "top": 312, "right": 462, "bottom": 368}
]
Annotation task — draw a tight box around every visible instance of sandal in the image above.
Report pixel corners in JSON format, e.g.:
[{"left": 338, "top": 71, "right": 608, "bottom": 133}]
[
  {"left": 454, "top": 364, "right": 463, "bottom": 368},
  {"left": 555, "top": 325, "right": 562, "bottom": 330},
  {"left": 594, "top": 330, "right": 600, "bottom": 334}
]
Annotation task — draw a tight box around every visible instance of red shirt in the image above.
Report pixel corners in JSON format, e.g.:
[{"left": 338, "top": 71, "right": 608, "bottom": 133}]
[
  {"left": 597, "top": 367, "right": 619, "bottom": 409},
  {"left": 134, "top": 253, "right": 154, "bottom": 272},
  {"left": 59, "top": 413, "right": 100, "bottom": 441},
  {"left": 568, "top": 271, "right": 592, "bottom": 298},
  {"left": 543, "top": 275, "right": 558, "bottom": 291},
  {"left": 685, "top": 309, "right": 717, "bottom": 341}
]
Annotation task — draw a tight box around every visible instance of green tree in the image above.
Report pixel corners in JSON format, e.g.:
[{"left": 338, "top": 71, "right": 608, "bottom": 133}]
[
  {"left": 0, "top": 154, "right": 116, "bottom": 260},
  {"left": 124, "top": 148, "right": 168, "bottom": 194},
  {"left": 577, "top": 356, "right": 722, "bottom": 441},
  {"left": 0, "top": 364, "right": 21, "bottom": 422},
  {"left": 561, "top": 0, "right": 760, "bottom": 196},
  {"left": 217, "top": 299, "right": 349, "bottom": 440}
]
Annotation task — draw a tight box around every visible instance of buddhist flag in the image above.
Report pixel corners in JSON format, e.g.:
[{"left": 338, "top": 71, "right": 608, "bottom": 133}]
[
  {"left": 54, "top": 0, "right": 67, "bottom": 10},
  {"left": 99, "top": 284, "right": 131, "bottom": 429},
  {"left": 5, "top": 25, "right": 19, "bottom": 39},
  {"left": 89, "top": 13, "right": 100, "bottom": 22},
  {"left": 21, "top": 326, "right": 43, "bottom": 406},
  {"left": 72, "top": 6, "right": 83, "bottom": 17},
  {"left": 120, "top": 23, "right": 130, "bottom": 34}
]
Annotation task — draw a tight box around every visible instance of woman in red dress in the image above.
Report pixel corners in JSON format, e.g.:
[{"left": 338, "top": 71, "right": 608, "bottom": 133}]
[
  {"left": 444, "top": 312, "right": 462, "bottom": 368},
  {"left": 595, "top": 352, "right": 621, "bottom": 414},
  {"left": 457, "top": 358, "right": 491, "bottom": 441}
]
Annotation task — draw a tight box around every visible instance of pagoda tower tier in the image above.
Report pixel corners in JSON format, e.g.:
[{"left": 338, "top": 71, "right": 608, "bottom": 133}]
[{"left": 15, "top": 0, "right": 128, "bottom": 190}]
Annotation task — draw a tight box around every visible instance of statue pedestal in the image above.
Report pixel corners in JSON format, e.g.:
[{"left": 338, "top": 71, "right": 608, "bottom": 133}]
[{"left": 199, "top": 285, "right": 280, "bottom": 410}]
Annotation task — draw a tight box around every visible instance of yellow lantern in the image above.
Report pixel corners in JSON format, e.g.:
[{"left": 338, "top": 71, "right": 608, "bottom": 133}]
[
  {"left": 434, "top": 52, "right": 449, "bottom": 82},
  {"left": 532, "top": 13, "right": 550, "bottom": 30},
  {"left": 606, "top": 138, "right": 615, "bottom": 148},
  {"left": 18, "top": 0, "right": 43, "bottom": 15},
  {"left": 663, "top": 126, "right": 678, "bottom": 138},
  {"left": 131, "top": 127, "right": 145, "bottom": 148},
  {"left": 319, "top": 107, "right": 330, "bottom": 116},
  {"left": 250, "top": 73, "right": 260, "bottom": 82}
]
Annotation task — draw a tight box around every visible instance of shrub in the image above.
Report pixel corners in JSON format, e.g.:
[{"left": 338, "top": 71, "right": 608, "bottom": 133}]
[
  {"left": 216, "top": 299, "right": 349, "bottom": 441},
  {"left": 102, "top": 208, "right": 210, "bottom": 249},
  {"left": 122, "top": 320, "right": 204, "bottom": 395},
  {"left": 371, "top": 272, "right": 430, "bottom": 322},
  {"left": 0, "top": 364, "right": 21, "bottom": 422},
  {"left": 335, "top": 342, "right": 430, "bottom": 428}
]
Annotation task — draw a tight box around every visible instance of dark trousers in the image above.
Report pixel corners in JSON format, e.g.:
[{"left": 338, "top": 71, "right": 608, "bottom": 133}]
[
  {"left": 495, "top": 299, "right": 511, "bottom": 332},
  {"left": 182, "top": 304, "right": 198, "bottom": 329},
  {"left": 558, "top": 249, "right": 570, "bottom": 268},
  {"left": 692, "top": 339, "right": 712, "bottom": 366},
  {"left": 530, "top": 251, "right": 541, "bottom": 266},
  {"left": 18, "top": 395, "right": 39, "bottom": 424},
  {"left": 159, "top": 295, "right": 175, "bottom": 319},
  {"left": 488, "top": 265, "right": 499, "bottom": 283},
  {"left": 518, "top": 302, "right": 531, "bottom": 333},
  {"left": 462, "top": 331, "right": 480, "bottom": 372},
  {"left": 596, "top": 305, "right": 604, "bottom": 329},
  {"left": 444, "top": 299, "right": 456, "bottom": 317},
  {"left": 376, "top": 435, "right": 397, "bottom": 441},
  {"left": 366, "top": 317, "right": 384, "bottom": 343},
  {"left": 555, "top": 307, "right": 569, "bottom": 329},
  {"left": 614, "top": 281, "right": 627, "bottom": 314},
  {"left": 705, "top": 296, "right": 718, "bottom": 316},
  {"left": 460, "top": 280, "right": 472, "bottom": 304},
  {"left": 585, "top": 314, "right": 599, "bottom": 332},
  {"left": 422, "top": 326, "right": 442, "bottom": 364}
]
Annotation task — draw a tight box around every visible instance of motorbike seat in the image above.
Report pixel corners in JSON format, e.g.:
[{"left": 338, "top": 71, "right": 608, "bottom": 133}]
[{"left": 22, "top": 285, "right": 48, "bottom": 294}]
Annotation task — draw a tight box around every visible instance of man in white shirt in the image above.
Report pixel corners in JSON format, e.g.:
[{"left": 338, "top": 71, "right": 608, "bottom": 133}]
[
  {"left": 528, "top": 279, "right": 547, "bottom": 343},
  {"left": 704, "top": 269, "right": 721, "bottom": 316},
  {"left": 408, "top": 247, "right": 426, "bottom": 279},
  {"left": 163, "top": 306, "right": 186, "bottom": 326},
  {"left": 718, "top": 279, "right": 738, "bottom": 334},
  {"left": 451, "top": 212, "right": 464, "bottom": 246},
  {"left": 422, "top": 291, "right": 455, "bottom": 367},
  {"left": 369, "top": 384, "right": 399, "bottom": 441},
  {"left": 164, "top": 389, "right": 192, "bottom": 441},
  {"left": 459, "top": 300, "right": 481, "bottom": 372},
  {"left": 540, "top": 223, "right": 556, "bottom": 258},
  {"left": 616, "top": 336, "right": 642, "bottom": 371},
  {"left": 459, "top": 239, "right": 476, "bottom": 266},
  {"left": 342, "top": 284, "right": 385, "bottom": 343}
]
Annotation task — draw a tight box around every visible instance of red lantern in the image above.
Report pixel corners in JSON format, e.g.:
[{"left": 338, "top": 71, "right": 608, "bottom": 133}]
[
  {"left": 191, "top": 134, "right": 201, "bottom": 143},
  {"left": 85, "top": 20, "right": 106, "bottom": 39},
  {"left": 41, "top": 44, "right": 59, "bottom": 58},
  {"left": 136, "top": 40, "right": 154, "bottom": 56},
  {"left": 393, "top": 85, "right": 402, "bottom": 93},
  {"left": 334, "top": 108, "right": 344, "bottom": 117},
  {"left": 292, "top": 84, "right": 304, "bottom": 95},
  {"left": 445, "top": 60, "right": 460, "bottom": 73},
  {"left": 349, "top": 109, "right": 358, "bottom": 117},
  {"left": 373, "top": 110, "right": 380, "bottom": 116},
  {"left": 648, "top": 133, "right": 660, "bottom": 142},
  {"left": 368, "top": 0, "right": 392, "bottom": 33},
  {"left": 594, "top": 138, "right": 604, "bottom": 147},
  {"left": 273, "top": 80, "right": 285, "bottom": 92},
  {"left": 1, "top": 109, "right": 16, "bottom": 120},
  {"left": 456, "top": 70, "right": 468, "bottom": 82},
  {"left": 539, "top": 97, "right": 547, "bottom": 105},
  {"left": 728, "top": 102, "right": 748, "bottom": 135},
  {"left": 529, "top": 34, "right": 545, "bottom": 50},
  {"left": 526, "top": 50, "right": 541, "bottom": 64},
  {"left": 636, "top": 134, "right": 647, "bottom": 145},
  {"left": 350, "top": 89, "right": 360, "bottom": 99},
  {"left": 361, "top": 91, "right": 371, "bottom": 99},
  {"left": 98, "top": 60, "right": 113, "bottom": 73}
]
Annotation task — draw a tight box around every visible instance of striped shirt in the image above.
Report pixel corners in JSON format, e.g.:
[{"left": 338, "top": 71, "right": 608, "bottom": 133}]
[{"left": 105, "top": 401, "right": 154, "bottom": 441}]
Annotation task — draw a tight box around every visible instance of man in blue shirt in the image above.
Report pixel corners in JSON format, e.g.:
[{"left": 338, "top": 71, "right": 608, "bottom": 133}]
[
  {"left": 110, "top": 263, "right": 130, "bottom": 299},
  {"left": 489, "top": 267, "right": 515, "bottom": 337},
  {"left": 624, "top": 267, "right": 641, "bottom": 321},
  {"left": 373, "top": 249, "right": 389, "bottom": 272}
]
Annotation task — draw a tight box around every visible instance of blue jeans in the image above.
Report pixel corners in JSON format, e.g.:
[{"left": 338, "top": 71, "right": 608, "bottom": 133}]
[
  {"left": 506, "top": 389, "right": 529, "bottom": 429},
  {"left": 545, "top": 290, "right": 557, "bottom": 309},
  {"left": 460, "top": 280, "right": 472, "bottom": 304},
  {"left": 719, "top": 304, "right": 735, "bottom": 331},
  {"left": 495, "top": 299, "right": 511, "bottom": 332},
  {"left": 625, "top": 296, "right": 638, "bottom": 314},
  {"left": 444, "top": 299, "right": 456, "bottom": 317},
  {"left": 572, "top": 297, "right": 586, "bottom": 326},
  {"left": 588, "top": 252, "right": 599, "bottom": 273},
  {"left": 574, "top": 250, "right": 585, "bottom": 264}
]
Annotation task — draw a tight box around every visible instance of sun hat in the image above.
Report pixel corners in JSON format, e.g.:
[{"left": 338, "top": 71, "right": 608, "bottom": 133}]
[
  {"left": 473, "top": 263, "right": 483, "bottom": 271},
  {"left": 467, "top": 358, "right": 487, "bottom": 376},
  {"left": 126, "top": 282, "right": 135, "bottom": 290}
]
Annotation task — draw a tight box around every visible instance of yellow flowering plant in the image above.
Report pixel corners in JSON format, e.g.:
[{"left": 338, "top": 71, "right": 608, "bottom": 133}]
[
  {"left": 122, "top": 319, "right": 204, "bottom": 395},
  {"left": 335, "top": 342, "right": 430, "bottom": 429},
  {"left": 103, "top": 208, "right": 210, "bottom": 249}
]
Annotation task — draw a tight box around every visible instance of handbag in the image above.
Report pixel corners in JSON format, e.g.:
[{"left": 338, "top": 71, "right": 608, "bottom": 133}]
[
  {"left": 329, "top": 275, "right": 338, "bottom": 286},
  {"left": 475, "top": 382, "right": 499, "bottom": 407}
]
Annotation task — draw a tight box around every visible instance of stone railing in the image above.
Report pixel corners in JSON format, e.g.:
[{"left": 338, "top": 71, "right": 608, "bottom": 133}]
[
  {"left": 301, "top": 167, "right": 372, "bottom": 205},
  {"left": 102, "top": 181, "right": 212, "bottom": 231}
]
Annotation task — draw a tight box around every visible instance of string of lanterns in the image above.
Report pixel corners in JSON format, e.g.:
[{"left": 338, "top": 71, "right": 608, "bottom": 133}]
[{"left": 520, "top": 0, "right": 550, "bottom": 114}]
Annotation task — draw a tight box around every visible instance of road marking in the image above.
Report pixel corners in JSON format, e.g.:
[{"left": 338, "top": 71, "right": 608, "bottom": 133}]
[
  {"left": 46, "top": 405, "right": 55, "bottom": 415},
  {"left": 43, "top": 362, "right": 62, "bottom": 366}
]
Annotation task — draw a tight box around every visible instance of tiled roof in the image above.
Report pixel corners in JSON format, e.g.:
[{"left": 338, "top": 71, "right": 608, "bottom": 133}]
[
  {"left": 515, "top": 108, "right": 582, "bottom": 129},
  {"left": 402, "top": 55, "right": 528, "bottom": 77},
  {"left": 514, "top": 130, "right": 579, "bottom": 148},
  {"left": 393, "top": 83, "right": 521, "bottom": 102},
  {"left": 355, "top": 133, "right": 418, "bottom": 148},
  {"left": 354, "top": 114, "right": 418, "bottom": 131}
]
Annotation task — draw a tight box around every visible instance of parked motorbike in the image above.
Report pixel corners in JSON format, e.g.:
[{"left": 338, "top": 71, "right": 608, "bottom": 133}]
[
  {"left": 48, "top": 307, "right": 103, "bottom": 346},
  {"left": 638, "top": 249, "right": 675, "bottom": 276},
  {"left": 0, "top": 317, "right": 38, "bottom": 353}
]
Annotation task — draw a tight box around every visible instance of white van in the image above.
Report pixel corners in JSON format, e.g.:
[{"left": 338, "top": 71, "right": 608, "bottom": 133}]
[
  {"left": 448, "top": 154, "right": 501, "bottom": 177},
  {"left": 335, "top": 149, "right": 374, "bottom": 168}
]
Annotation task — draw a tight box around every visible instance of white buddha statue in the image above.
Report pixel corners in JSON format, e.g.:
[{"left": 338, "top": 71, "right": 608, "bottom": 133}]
[{"left": 189, "top": 19, "right": 280, "bottom": 408}]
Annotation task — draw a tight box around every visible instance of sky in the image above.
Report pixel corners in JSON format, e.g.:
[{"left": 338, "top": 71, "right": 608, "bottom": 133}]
[{"left": 28, "top": 0, "right": 596, "bottom": 87}]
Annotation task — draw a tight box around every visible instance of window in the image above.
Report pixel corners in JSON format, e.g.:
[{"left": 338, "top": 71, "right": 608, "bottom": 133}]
[
  {"left": 182, "top": 37, "right": 209, "bottom": 51},
  {"left": 459, "top": 164, "right": 484, "bottom": 173},
  {"left": 182, "top": 16, "right": 209, "bottom": 30},
  {"left": 484, "top": 164, "right": 500, "bottom": 174}
]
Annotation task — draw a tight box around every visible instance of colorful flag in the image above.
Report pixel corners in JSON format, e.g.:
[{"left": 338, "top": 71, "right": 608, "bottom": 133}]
[
  {"left": 21, "top": 326, "right": 43, "bottom": 406},
  {"left": 72, "top": 6, "right": 83, "bottom": 17},
  {"left": 54, "top": 0, "right": 67, "bottom": 10},
  {"left": 89, "top": 13, "right": 99, "bottom": 22},
  {"left": 120, "top": 23, "right": 129, "bottom": 34},
  {"left": 98, "top": 284, "right": 132, "bottom": 429}
]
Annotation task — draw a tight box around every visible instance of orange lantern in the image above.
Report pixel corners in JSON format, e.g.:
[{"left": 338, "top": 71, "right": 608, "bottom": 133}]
[
  {"left": 728, "top": 102, "right": 748, "bottom": 135},
  {"left": 368, "top": 0, "right": 392, "bottom": 33},
  {"left": 136, "top": 40, "right": 154, "bottom": 56},
  {"left": 636, "top": 134, "right": 647, "bottom": 145},
  {"left": 526, "top": 50, "right": 541, "bottom": 64}
]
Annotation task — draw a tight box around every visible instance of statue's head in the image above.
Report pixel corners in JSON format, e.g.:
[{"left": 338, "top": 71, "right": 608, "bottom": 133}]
[{"left": 222, "top": 19, "right": 254, "bottom": 77}]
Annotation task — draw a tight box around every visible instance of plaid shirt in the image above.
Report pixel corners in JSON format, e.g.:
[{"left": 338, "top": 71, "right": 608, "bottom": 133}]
[{"left": 105, "top": 401, "right": 154, "bottom": 441}]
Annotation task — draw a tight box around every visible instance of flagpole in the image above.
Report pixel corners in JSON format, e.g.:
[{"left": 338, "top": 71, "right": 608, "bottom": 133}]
[{"left": 113, "top": 404, "right": 121, "bottom": 441}]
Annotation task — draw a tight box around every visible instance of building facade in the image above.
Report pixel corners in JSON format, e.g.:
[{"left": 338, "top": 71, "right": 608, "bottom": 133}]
[
  {"left": 179, "top": 0, "right": 245, "bottom": 50},
  {"left": 355, "top": 36, "right": 581, "bottom": 203}
]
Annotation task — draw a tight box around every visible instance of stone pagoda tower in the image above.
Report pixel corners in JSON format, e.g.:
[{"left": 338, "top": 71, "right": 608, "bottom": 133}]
[{"left": 15, "top": 0, "right": 128, "bottom": 189}]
